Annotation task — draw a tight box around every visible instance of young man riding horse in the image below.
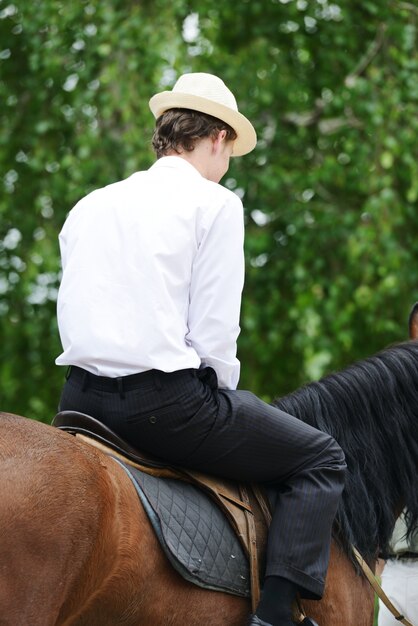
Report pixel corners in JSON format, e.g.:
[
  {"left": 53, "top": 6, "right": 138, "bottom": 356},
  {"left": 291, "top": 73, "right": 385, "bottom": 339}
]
[{"left": 56, "top": 72, "right": 346, "bottom": 626}]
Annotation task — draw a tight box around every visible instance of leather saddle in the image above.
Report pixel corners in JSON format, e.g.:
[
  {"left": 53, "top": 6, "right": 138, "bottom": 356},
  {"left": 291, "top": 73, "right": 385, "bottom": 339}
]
[{"left": 52, "top": 410, "right": 271, "bottom": 611}]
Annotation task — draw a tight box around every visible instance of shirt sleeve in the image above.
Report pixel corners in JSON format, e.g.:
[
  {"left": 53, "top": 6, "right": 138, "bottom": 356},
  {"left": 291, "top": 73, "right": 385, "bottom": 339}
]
[{"left": 186, "top": 193, "right": 245, "bottom": 389}]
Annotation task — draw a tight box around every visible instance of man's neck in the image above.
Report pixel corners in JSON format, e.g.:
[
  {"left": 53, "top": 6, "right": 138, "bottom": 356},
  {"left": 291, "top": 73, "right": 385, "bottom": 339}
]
[{"left": 166, "top": 140, "right": 214, "bottom": 181}]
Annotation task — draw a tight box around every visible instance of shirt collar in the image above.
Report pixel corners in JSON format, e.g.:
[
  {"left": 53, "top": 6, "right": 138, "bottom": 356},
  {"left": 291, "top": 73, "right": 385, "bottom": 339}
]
[{"left": 149, "top": 155, "right": 203, "bottom": 178}]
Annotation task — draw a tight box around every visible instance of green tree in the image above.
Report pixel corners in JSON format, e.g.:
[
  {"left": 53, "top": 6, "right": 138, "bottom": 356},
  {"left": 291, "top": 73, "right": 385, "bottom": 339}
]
[
  {"left": 189, "top": 0, "right": 418, "bottom": 395},
  {"left": 0, "top": 0, "right": 417, "bottom": 419}
]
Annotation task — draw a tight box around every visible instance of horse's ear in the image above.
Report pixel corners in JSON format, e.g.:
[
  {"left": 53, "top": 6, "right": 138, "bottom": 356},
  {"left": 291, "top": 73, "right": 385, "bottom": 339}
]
[{"left": 408, "top": 303, "right": 418, "bottom": 340}]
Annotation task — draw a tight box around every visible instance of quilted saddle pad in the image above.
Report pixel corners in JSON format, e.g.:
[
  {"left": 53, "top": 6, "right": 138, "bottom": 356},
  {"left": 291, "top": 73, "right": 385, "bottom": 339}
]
[{"left": 116, "top": 459, "right": 251, "bottom": 597}]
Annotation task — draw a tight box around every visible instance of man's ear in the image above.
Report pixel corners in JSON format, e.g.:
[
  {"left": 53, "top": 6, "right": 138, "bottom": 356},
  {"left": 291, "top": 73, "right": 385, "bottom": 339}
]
[{"left": 212, "top": 129, "right": 227, "bottom": 152}]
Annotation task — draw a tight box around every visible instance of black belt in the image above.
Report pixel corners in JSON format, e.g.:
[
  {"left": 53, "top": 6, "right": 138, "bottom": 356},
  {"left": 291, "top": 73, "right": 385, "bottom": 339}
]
[{"left": 66, "top": 365, "right": 196, "bottom": 394}]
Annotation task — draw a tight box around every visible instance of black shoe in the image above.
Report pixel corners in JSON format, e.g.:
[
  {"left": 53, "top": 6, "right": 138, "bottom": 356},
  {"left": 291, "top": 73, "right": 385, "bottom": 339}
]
[{"left": 247, "top": 617, "right": 273, "bottom": 626}]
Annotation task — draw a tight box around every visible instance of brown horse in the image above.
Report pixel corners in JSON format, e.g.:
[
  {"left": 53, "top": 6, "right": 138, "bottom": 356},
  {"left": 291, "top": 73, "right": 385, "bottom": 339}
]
[{"left": 1, "top": 339, "right": 418, "bottom": 625}]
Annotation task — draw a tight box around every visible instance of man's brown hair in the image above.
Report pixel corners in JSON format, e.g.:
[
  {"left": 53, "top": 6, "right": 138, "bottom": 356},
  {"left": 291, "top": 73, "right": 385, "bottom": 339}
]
[{"left": 152, "top": 108, "right": 237, "bottom": 158}]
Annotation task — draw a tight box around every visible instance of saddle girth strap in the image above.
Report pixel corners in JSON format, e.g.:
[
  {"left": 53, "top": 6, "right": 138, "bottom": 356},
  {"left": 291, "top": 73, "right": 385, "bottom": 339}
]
[{"left": 239, "top": 484, "right": 260, "bottom": 612}]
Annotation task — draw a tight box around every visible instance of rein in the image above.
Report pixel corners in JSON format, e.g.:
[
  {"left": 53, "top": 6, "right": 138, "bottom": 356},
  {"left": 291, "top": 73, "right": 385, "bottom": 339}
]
[{"left": 352, "top": 547, "right": 415, "bottom": 626}]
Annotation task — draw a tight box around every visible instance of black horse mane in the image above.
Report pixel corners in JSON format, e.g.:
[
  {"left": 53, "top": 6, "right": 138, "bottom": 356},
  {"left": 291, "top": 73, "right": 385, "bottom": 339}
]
[{"left": 273, "top": 340, "right": 418, "bottom": 562}]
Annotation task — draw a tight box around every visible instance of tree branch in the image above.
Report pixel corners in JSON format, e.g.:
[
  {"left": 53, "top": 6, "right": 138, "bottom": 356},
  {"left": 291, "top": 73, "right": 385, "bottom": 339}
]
[
  {"left": 395, "top": 1, "right": 418, "bottom": 14},
  {"left": 344, "top": 23, "right": 387, "bottom": 87},
  {"left": 281, "top": 23, "right": 387, "bottom": 133}
]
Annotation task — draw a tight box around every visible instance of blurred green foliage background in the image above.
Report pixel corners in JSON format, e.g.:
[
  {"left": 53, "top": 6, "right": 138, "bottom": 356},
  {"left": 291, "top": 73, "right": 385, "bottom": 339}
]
[{"left": 0, "top": 0, "right": 417, "bottom": 420}]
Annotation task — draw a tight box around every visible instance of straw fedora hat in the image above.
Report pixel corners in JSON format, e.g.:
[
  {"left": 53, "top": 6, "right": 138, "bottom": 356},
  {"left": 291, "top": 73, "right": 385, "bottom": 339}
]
[{"left": 149, "top": 72, "right": 257, "bottom": 156}]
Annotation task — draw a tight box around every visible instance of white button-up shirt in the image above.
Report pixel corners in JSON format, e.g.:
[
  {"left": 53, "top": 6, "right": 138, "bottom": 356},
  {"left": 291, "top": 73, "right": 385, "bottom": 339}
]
[{"left": 56, "top": 156, "right": 245, "bottom": 389}]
